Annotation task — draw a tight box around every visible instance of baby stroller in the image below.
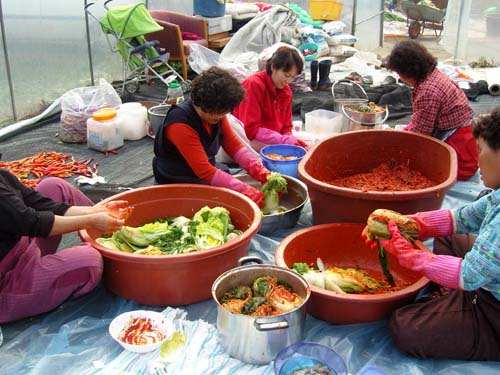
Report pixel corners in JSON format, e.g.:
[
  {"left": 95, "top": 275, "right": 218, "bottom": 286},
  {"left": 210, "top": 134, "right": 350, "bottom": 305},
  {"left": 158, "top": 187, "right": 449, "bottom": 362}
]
[{"left": 85, "top": 1, "right": 188, "bottom": 95}]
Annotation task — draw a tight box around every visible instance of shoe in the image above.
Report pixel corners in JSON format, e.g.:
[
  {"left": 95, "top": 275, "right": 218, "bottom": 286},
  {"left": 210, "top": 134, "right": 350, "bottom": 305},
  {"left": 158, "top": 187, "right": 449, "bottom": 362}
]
[
  {"left": 317, "top": 60, "right": 333, "bottom": 91},
  {"left": 310, "top": 60, "right": 318, "bottom": 90}
]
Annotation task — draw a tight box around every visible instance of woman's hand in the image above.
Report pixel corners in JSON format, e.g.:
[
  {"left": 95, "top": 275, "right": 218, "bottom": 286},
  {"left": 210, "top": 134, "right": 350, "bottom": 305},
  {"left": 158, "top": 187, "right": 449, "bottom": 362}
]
[
  {"left": 88, "top": 211, "right": 125, "bottom": 234},
  {"left": 102, "top": 200, "right": 134, "bottom": 220}
]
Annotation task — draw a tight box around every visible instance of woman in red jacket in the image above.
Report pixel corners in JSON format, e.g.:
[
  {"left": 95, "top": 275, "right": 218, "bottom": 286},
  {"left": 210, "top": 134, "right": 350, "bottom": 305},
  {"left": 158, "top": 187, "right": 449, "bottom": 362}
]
[{"left": 232, "top": 46, "right": 308, "bottom": 152}]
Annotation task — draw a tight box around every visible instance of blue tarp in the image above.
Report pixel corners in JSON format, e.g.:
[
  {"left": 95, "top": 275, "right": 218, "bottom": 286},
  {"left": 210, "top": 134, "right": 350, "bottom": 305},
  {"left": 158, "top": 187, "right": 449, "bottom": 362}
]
[{"left": 1, "top": 174, "right": 500, "bottom": 375}]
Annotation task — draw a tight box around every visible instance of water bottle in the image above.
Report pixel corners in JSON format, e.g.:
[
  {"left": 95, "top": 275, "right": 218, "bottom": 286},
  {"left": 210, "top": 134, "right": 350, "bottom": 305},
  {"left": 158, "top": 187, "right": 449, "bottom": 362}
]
[{"left": 166, "top": 81, "right": 184, "bottom": 106}]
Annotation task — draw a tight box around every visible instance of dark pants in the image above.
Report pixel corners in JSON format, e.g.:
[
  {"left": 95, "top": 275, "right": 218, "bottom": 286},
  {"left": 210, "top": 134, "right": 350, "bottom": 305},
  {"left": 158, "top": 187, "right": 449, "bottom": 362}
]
[{"left": 388, "top": 234, "right": 500, "bottom": 361}]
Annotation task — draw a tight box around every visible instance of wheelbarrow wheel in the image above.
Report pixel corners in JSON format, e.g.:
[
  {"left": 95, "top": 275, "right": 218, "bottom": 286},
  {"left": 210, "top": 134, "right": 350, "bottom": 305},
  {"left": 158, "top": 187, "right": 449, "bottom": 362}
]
[{"left": 409, "top": 21, "right": 421, "bottom": 39}]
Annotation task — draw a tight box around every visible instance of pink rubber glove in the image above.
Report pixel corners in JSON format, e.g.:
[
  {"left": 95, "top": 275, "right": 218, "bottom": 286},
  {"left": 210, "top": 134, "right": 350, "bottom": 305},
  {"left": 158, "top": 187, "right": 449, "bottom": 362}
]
[
  {"left": 210, "top": 169, "right": 264, "bottom": 207},
  {"left": 408, "top": 209, "right": 454, "bottom": 239},
  {"left": 380, "top": 221, "right": 462, "bottom": 289},
  {"left": 254, "top": 127, "right": 306, "bottom": 148},
  {"left": 232, "top": 147, "right": 270, "bottom": 185}
]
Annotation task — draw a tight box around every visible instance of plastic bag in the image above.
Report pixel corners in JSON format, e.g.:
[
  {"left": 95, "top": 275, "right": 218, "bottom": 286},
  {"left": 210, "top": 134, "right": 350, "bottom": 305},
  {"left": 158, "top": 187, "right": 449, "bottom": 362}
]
[
  {"left": 215, "top": 114, "right": 260, "bottom": 164},
  {"left": 59, "top": 79, "right": 122, "bottom": 143},
  {"left": 188, "top": 44, "right": 253, "bottom": 82},
  {"left": 298, "top": 27, "right": 330, "bottom": 57}
]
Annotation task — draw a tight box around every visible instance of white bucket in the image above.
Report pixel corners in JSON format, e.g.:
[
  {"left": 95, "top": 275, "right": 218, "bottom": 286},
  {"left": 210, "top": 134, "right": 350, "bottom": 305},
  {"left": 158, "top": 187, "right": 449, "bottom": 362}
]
[
  {"left": 305, "top": 109, "right": 344, "bottom": 138},
  {"left": 117, "top": 102, "right": 148, "bottom": 140}
]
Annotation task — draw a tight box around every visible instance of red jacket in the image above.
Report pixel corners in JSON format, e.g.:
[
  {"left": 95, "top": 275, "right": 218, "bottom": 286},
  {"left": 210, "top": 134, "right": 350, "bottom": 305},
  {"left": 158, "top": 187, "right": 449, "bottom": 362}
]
[{"left": 232, "top": 70, "right": 293, "bottom": 140}]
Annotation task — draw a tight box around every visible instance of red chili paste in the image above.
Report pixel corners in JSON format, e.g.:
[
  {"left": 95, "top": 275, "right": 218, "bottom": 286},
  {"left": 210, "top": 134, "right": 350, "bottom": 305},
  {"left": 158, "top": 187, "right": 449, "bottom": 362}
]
[{"left": 328, "top": 160, "right": 436, "bottom": 192}]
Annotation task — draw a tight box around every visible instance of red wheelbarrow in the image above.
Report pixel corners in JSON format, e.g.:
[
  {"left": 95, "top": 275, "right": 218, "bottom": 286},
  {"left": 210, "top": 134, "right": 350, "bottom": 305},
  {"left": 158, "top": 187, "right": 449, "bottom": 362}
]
[{"left": 401, "top": 0, "right": 447, "bottom": 39}]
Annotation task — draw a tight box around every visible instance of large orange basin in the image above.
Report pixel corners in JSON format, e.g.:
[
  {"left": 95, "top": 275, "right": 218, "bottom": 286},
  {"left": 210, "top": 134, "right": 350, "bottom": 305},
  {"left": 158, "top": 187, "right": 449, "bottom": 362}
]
[
  {"left": 275, "top": 223, "right": 430, "bottom": 324},
  {"left": 298, "top": 130, "right": 457, "bottom": 224},
  {"left": 79, "top": 184, "right": 261, "bottom": 306}
]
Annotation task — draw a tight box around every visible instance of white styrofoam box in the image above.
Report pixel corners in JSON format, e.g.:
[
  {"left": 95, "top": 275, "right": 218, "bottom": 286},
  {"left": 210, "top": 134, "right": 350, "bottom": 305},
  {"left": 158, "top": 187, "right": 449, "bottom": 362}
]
[{"left": 194, "top": 14, "right": 232, "bottom": 35}]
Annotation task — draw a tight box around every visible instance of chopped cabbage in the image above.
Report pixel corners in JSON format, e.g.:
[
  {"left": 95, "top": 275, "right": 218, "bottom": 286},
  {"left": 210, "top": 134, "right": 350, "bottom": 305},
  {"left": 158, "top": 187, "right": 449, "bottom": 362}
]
[{"left": 96, "top": 206, "right": 241, "bottom": 256}]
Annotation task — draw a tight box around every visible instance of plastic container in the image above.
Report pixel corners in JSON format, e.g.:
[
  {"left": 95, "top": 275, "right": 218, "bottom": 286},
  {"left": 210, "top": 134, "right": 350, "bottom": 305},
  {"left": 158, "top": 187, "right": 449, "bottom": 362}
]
[
  {"left": 260, "top": 144, "right": 307, "bottom": 178},
  {"left": 117, "top": 102, "right": 148, "bottom": 140},
  {"left": 193, "top": 0, "right": 226, "bottom": 17},
  {"left": 309, "top": 0, "right": 343, "bottom": 21},
  {"left": 274, "top": 342, "right": 347, "bottom": 375},
  {"left": 79, "top": 184, "right": 261, "bottom": 306},
  {"left": 305, "top": 109, "right": 343, "bottom": 138},
  {"left": 166, "top": 81, "right": 184, "bottom": 106},
  {"left": 275, "top": 223, "right": 430, "bottom": 324},
  {"left": 298, "top": 130, "right": 457, "bottom": 224},
  {"left": 148, "top": 104, "right": 171, "bottom": 138},
  {"left": 165, "top": 80, "right": 185, "bottom": 106},
  {"left": 87, "top": 108, "right": 124, "bottom": 152}
]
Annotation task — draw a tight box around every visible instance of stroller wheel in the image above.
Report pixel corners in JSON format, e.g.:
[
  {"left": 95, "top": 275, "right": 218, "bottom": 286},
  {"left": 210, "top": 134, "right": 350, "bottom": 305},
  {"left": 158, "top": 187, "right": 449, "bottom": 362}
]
[
  {"left": 409, "top": 21, "right": 421, "bottom": 39},
  {"left": 125, "top": 80, "right": 141, "bottom": 94}
]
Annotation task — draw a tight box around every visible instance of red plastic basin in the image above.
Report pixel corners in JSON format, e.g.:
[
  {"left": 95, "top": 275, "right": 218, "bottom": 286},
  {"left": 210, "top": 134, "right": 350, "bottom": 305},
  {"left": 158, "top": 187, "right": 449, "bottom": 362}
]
[
  {"left": 79, "top": 184, "right": 261, "bottom": 306},
  {"left": 298, "top": 130, "right": 457, "bottom": 224},
  {"left": 275, "top": 223, "right": 430, "bottom": 324}
]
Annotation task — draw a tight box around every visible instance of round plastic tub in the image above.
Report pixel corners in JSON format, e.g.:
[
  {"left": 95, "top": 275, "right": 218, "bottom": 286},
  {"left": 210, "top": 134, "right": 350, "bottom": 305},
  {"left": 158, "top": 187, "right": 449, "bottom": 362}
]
[
  {"left": 298, "top": 130, "right": 457, "bottom": 224},
  {"left": 79, "top": 184, "right": 261, "bottom": 306},
  {"left": 260, "top": 144, "right": 307, "bottom": 178},
  {"left": 274, "top": 342, "right": 347, "bottom": 375},
  {"left": 275, "top": 223, "right": 430, "bottom": 324}
]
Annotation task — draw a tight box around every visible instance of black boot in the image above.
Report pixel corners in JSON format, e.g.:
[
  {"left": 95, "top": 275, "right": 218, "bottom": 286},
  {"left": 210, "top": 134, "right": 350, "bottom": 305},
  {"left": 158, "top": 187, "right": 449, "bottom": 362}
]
[
  {"left": 317, "top": 60, "right": 333, "bottom": 91},
  {"left": 310, "top": 60, "right": 318, "bottom": 90}
]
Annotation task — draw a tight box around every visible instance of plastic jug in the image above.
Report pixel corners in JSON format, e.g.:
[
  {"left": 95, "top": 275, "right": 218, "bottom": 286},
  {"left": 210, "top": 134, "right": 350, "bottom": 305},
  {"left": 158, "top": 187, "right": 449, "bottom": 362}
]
[
  {"left": 166, "top": 80, "right": 185, "bottom": 105},
  {"left": 305, "top": 109, "right": 343, "bottom": 138},
  {"left": 87, "top": 108, "right": 124, "bottom": 152},
  {"left": 117, "top": 102, "right": 148, "bottom": 140}
]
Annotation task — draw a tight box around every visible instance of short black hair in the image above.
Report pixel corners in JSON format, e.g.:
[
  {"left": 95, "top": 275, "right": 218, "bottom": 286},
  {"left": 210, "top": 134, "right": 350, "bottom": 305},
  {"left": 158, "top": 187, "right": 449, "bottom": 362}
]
[
  {"left": 386, "top": 40, "right": 437, "bottom": 82},
  {"left": 190, "top": 67, "right": 245, "bottom": 114},
  {"left": 265, "top": 46, "right": 304, "bottom": 75},
  {"left": 472, "top": 106, "right": 500, "bottom": 150}
]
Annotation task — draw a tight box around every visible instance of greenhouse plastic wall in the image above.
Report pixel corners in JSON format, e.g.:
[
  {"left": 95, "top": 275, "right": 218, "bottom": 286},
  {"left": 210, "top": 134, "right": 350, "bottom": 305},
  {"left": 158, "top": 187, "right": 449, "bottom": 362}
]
[
  {"left": 0, "top": 0, "right": 307, "bottom": 126},
  {"left": 441, "top": 0, "right": 500, "bottom": 63},
  {"left": 0, "top": 0, "right": 497, "bottom": 126}
]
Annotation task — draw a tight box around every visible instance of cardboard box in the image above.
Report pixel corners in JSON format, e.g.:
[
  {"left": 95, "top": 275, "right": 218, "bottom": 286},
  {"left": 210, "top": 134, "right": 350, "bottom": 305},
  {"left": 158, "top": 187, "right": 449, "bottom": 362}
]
[
  {"left": 195, "top": 14, "right": 232, "bottom": 35},
  {"left": 208, "top": 36, "right": 232, "bottom": 50}
]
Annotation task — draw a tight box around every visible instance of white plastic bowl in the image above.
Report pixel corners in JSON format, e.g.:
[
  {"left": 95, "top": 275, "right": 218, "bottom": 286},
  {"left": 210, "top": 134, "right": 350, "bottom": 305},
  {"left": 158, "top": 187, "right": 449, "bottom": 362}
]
[{"left": 109, "top": 310, "right": 174, "bottom": 353}]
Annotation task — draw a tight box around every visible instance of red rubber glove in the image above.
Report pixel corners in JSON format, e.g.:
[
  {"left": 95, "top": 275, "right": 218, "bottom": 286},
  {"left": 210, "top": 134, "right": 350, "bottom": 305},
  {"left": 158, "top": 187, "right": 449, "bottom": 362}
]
[
  {"left": 210, "top": 169, "right": 264, "bottom": 207},
  {"left": 294, "top": 138, "right": 309, "bottom": 150},
  {"left": 379, "top": 221, "right": 462, "bottom": 289},
  {"left": 407, "top": 209, "right": 454, "bottom": 239},
  {"left": 254, "top": 128, "right": 308, "bottom": 149},
  {"left": 232, "top": 146, "right": 270, "bottom": 185}
]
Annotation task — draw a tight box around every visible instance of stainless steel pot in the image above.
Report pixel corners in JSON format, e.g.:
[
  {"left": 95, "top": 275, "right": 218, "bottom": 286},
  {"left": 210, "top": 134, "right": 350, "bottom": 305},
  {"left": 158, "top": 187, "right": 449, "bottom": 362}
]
[
  {"left": 331, "top": 79, "right": 370, "bottom": 112},
  {"left": 235, "top": 174, "right": 309, "bottom": 235},
  {"left": 212, "top": 256, "right": 311, "bottom": 365},
  {"left": 342, "top": 104, "right": 389, "bottom": 132}
]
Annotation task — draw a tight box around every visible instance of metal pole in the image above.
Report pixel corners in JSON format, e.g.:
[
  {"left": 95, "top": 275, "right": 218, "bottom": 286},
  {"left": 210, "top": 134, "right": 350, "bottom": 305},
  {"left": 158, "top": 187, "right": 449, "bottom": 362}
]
[
  {"left": 0, "top": 0, "right": 17, "bottom": 121},
  {"left": 453, "top": 0, "right": 465, "bottom": 62},
  {"left": 379, "top": 0, "right": 384, "bottom": 48},
  {"left": 84, "top": 0, "right": 95, "bottom": 86},
  {"left": 352, "top": 0, "right": 357, "bottom": 35}
]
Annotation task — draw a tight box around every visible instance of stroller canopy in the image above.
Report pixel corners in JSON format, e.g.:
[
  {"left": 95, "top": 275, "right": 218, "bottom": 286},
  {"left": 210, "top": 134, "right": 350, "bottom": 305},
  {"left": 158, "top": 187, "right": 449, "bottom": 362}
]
[{"left": 101, "top": 3, "right": 162, "bottom": 39}]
